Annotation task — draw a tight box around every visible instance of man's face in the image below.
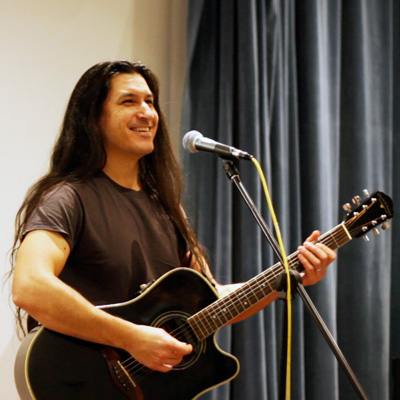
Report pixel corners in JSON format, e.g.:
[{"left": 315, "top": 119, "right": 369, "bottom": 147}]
[{"left": 99, "top": 73, "right": 159, "bottom": 162}]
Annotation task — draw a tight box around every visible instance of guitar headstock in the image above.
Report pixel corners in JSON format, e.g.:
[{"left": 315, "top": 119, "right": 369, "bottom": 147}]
[{"left": 343, "top": 190, "right": 394, "bottom": 240}]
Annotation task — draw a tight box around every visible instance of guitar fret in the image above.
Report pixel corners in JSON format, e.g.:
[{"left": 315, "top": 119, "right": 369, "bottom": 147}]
[
  {"left": 231, "top": 287, "right": 253, "bottom": 313},
  {"left": 229, "top": 292, "right": 242, "bottom": 315},
  {"left": 194, "top": 313, "right": 210, "bottom": 338},
  {"left": 205, "top": 306, "right": 221, "bottom": 331},
  {"left": 209, "top": 302, "right": 230, "bottom": 326},
  {"left": 230, "top": 291, "right": 246, "bottom": 314},
  {"left": 200, "top": 312, "right": 214, "bottom": 335},
  {"left": 213, "top": 303, "right": 231, "bottom": 324},
  {"left": 189, "top": 316, "right": 203, "bottom": 339}
]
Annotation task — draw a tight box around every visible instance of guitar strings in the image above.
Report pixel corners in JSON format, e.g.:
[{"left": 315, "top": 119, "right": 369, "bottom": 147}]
[
  {"left": 115, "top": 320, "right": 201, "bottom": 383},
  {"left": 167, "top": 223, "right": 356, "bottom": 340},
  {"left": 114, "top": 219, "right": 363, "bottom": 385},
  {"left": 118, "top": 229, "right": 351, "bottom": 382},
  {"left": 199, "top": 212, "right": 375, "bottom": 334}
]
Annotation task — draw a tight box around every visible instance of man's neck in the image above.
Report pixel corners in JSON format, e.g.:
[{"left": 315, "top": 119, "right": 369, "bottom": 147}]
[{"left": 102, "top": 157, "right": 141, "bottom": 191}]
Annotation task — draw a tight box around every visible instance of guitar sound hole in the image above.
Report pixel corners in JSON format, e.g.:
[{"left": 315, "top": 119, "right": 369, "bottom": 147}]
[{"left": 152, "top": 311, "right": 204, "bottom": 370}]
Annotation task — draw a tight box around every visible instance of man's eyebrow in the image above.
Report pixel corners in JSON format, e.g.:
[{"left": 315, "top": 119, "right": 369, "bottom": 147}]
[{"left": 118, "top": 91, "right": 154, "bottom": 99}]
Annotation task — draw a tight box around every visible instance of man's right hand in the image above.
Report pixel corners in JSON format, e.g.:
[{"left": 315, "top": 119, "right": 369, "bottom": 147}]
[{"left": 127, "top": 325, "right": 193, "bottom": 372}]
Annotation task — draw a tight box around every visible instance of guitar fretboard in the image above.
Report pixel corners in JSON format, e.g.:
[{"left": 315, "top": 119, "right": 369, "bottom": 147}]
[{"left": 188, "top": 222, "right": 351, "bottom": 341}]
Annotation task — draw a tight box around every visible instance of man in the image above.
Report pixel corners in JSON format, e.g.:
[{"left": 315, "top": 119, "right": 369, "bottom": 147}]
[{"left": 11, "top": 61, "right": 336, "bottom": 394}]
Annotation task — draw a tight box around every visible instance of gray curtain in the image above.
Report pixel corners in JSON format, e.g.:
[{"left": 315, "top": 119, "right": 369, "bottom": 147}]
[{"left": 181, "top": 1, "right": 397, "bottom": 399}]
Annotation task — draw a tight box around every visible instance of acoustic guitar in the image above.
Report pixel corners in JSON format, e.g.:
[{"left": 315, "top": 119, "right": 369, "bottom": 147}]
[{"left": 14, "top": 191, "right": 393, "bottom": 399}]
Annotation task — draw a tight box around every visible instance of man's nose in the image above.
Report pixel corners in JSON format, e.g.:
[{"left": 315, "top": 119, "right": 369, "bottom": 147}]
[{"left": 136, "top": 102, "right": 153, "bottom": 119}]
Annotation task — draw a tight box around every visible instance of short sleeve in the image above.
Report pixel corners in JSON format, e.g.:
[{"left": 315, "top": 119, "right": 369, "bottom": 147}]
[{"left": 23, "top": 184, "right": 83, "bottom": 250}]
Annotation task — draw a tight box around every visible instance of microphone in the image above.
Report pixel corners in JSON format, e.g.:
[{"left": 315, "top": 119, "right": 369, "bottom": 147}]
[{"left": 182, "top": 130, "right": 253, "bottom": 160}]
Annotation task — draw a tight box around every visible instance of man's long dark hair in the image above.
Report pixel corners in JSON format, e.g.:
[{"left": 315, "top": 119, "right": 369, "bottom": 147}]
[{"left": 10, "top": 61, "right": 208, "bottom": 335}]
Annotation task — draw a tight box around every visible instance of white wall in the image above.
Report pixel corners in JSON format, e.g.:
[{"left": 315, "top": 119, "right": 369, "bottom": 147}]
[{"left": 0, "top": 1, "right": 188, "bottom": 397}]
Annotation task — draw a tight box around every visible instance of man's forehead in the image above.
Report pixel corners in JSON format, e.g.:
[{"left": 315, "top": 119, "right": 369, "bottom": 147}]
[{"left": 109, "top": 73, "right": 153, "bottom": 96}]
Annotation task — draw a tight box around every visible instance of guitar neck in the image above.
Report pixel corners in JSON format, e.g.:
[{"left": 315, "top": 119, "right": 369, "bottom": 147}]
[{"left": 188, "top": 222, "right": 352, "bottom": 341}]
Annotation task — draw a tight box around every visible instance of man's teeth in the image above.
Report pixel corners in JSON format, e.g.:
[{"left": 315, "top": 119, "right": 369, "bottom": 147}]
[{"left": 132, "top": 127, "right": 150, "bottom": 132}]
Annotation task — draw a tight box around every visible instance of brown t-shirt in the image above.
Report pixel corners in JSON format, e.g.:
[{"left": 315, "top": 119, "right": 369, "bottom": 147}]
[{"left": 24, "top": 173, "right": 183, "bottom": 306}]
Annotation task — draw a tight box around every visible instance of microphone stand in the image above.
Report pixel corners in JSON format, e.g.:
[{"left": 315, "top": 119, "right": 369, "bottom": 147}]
[{"left": 221, "top": 159, "right": 369, "bottom": 400}]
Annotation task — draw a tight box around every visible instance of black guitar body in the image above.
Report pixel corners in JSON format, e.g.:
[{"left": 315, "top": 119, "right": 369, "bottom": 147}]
[{"left": 15, "top": 268, "right": 240, "bottom": 400}]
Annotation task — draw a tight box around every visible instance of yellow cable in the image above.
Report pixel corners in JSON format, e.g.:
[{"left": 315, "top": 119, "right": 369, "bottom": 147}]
[{"left": 251, "top": 157, "right": 292, "bottom": 400}]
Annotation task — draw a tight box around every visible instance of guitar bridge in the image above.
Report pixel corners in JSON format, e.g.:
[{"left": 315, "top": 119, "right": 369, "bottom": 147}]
[
  {"left": 116, "top": 360, "right": 136, "bottom": 387},
  {"left": 101, "top": 347, "right": 144, "bottom": 400}
]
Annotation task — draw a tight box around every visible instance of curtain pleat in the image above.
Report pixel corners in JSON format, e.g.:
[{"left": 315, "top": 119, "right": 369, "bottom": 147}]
[{"left": 182, "top": 1, "right": 397, "bottom": 399}]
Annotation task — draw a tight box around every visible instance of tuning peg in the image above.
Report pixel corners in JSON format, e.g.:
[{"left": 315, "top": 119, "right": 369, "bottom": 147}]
[
  {"left": 382, "top": 221, "right": 391, "bottom": 230},
  {"left": 363, "top": 189, "right": 370, "bottom": 197},
  {"left": 343, "top": 203, "right": 352, "bottom": 212},
  {"left": 352, "top": 195, "right": 362, "bottom": 205},
  {"left": 363, "top": 234, "right": 370, "bottom": 242},
  {"left": 372, "top": 228, "right": 380, "bottom": 236}
]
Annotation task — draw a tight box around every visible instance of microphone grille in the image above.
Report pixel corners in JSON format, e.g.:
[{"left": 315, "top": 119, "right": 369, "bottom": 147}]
[{"left": 182, "top": 130, "right": 203, "bottom": 153}]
